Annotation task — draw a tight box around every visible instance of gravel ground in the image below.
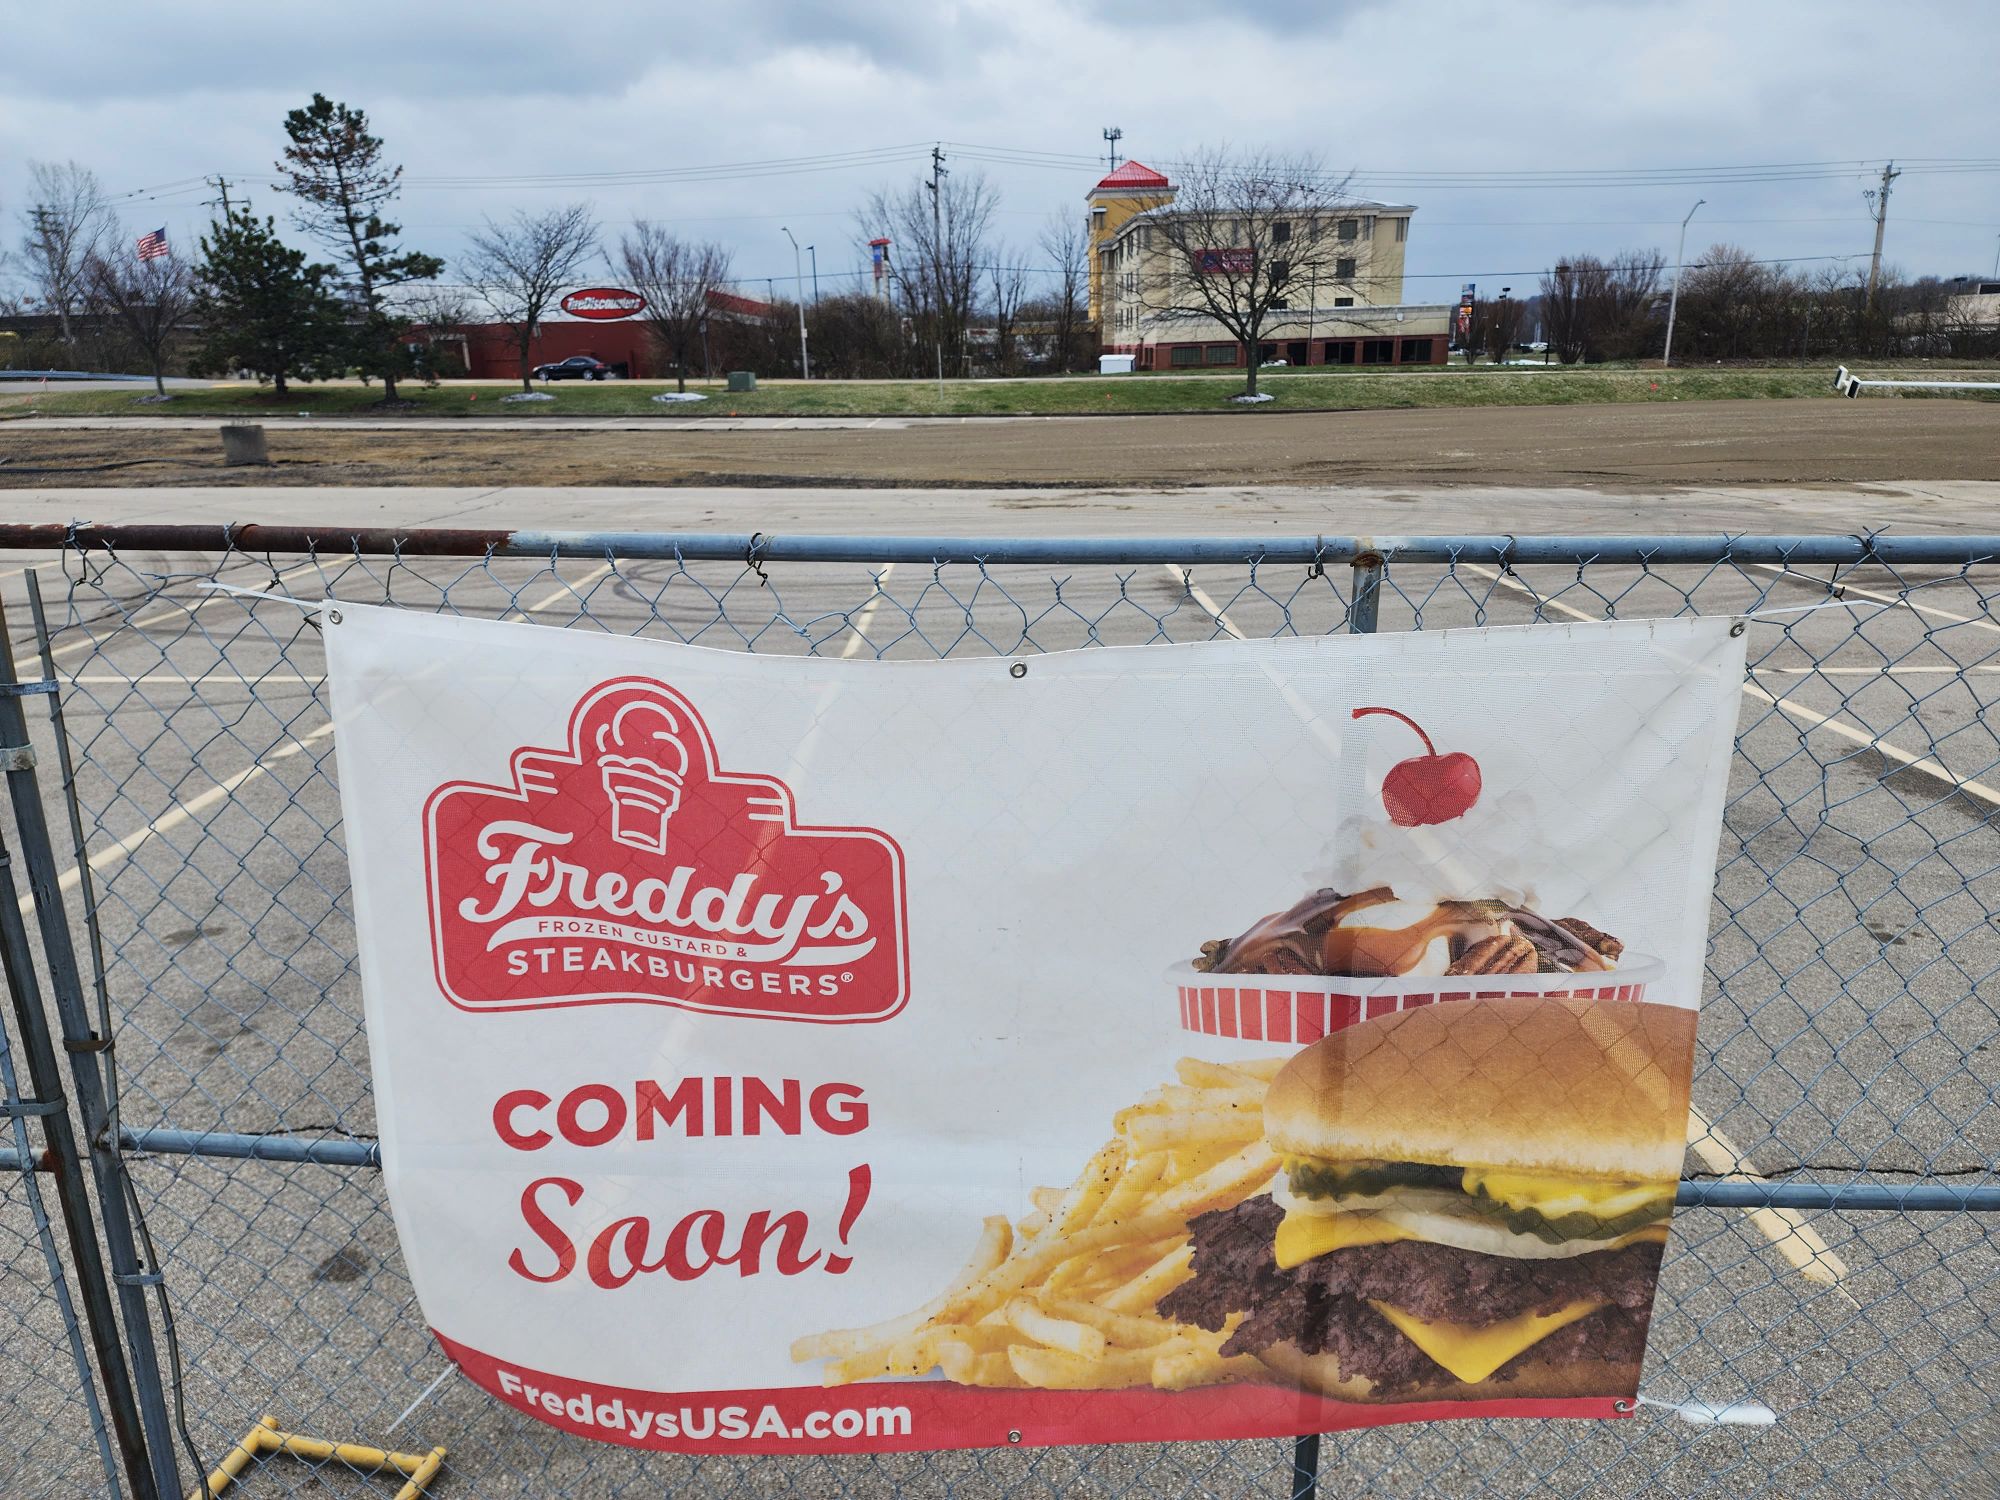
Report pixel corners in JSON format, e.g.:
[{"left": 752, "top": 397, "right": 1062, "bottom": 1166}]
[{"left": 1, "top": 521, "right": 1996, "bottom": 1499}]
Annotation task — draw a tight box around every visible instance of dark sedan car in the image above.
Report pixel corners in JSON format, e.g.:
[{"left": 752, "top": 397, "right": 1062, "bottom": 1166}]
[{"left": 532, "top": 355, "right": 614, "bottom": 381}]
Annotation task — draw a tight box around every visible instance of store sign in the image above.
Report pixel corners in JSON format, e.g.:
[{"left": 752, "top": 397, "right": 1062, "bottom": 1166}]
[
  {"left": 560, "top": 287, "right": 647, "bottom": 320},
  {"left": 327, "top": 606, "right": 1746, "bottom": 1454},
  {"left": 1195, "top": 248, "right": 1255, "bottom": 275}
]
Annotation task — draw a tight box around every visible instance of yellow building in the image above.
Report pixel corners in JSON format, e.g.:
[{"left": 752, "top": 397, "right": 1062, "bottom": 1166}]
[
  {"left": 1086, "top": 161, "right": 1176, "bottom": 325},
  {"left": 1087, "top": 161, "right": 1449, "bottom": 368}
]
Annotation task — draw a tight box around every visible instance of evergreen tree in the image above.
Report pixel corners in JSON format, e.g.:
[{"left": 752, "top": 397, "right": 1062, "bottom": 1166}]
[
  {"left": 193, "top": 209, "right": 343, "bottom": 396},
  {"left": 277, "top": 93, "right": 443, "bottom": 403}
]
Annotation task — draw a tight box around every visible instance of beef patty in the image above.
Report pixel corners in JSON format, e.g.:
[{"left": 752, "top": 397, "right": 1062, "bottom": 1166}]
[{"left": 1158, "top": 1196, "right": 1664, "bottom": 1395}]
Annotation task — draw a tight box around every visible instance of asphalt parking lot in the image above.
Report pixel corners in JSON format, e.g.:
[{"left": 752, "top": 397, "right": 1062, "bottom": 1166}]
[{"left": 2, "top": 521, "right": 1996, "bottom": 1498}]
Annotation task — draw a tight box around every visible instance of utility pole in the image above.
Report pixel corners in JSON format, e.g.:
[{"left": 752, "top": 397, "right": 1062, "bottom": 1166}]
[
  {"left": 927, "top": 143, "right": 947, "bottom": 395},
  {"left": 1864, "top": 160, "right": 1900, "bottom": 313},
  {"left": 1661, "top": 197, "right": 1704, "bottom": 368},
  {"left": 782, "top": 226, "right": 810, "bottom": 380},
  {"left": 808, "top": 244, "right": 819, "bottom": 304},
  {"left": 1102, "top": 126, "right": 1123, "bottom": 175},
  {"left": 205, "top": 174, "right": 234, "bottom": 217}
]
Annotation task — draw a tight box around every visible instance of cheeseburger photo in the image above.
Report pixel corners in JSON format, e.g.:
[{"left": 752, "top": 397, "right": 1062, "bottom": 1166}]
[{"left": 1161, "top": 996, "right": 1696, "bottom": 1402}]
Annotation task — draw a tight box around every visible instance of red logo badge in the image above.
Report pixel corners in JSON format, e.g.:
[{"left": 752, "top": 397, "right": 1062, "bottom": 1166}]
[
  {"left": 424, "top": 678, "right": 909, "bottom": 1023},
  {"left": 559, "top": 287, "right": 647, "bottom": 320}
]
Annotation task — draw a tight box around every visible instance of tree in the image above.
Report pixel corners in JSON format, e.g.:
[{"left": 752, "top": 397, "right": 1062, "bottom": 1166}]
[
  {"left": 986, "top": 246, "right": 1028, "bottom": 374},
  {"left": 1539, "top": 260, "right": 1599, "bottom": 364},
  {"left": 193, "top": 208, "right": 344, "bottom": 397},
  {"left": 1479, "top": 294, "right": 1525, "bottom": 365},
  {"left": 18, "top": 160, "right": 115, "bottom": 348},
  {"left": 805, "top": 292, "right": 905, "bottom": 379},
  {"left": 857, "top": 170, "right": 998, "bottom": 379},
  {"left": 464, "top": 203, "right": 599, "bottom": 392},
  {"left": 617, "top": 223, "right": 731, "bottom": 392},
  {"left": 1036, "top": 210, "right": 1093, "bottom": 373},
  {"left": 83, "top": 241, "right": 197, "bottom": 396},
  {"left": 1136, "top": 147, "right": 1359, "bottom": 396},
  {"left": 276, "top": 93, "right": 442, "bottom": 401},
  {"left": 403, "top": 284, "right": 475, "bottom": 381}
]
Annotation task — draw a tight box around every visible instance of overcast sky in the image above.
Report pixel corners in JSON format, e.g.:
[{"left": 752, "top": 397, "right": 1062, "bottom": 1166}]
[{"left": 4, "top": 0, "right": 1996, "bottom": 305}]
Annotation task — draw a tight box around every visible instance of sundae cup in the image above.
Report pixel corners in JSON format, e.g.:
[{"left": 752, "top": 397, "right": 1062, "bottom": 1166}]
[
  {"left": 599, "top": 755, "right": 685, "bottom": 855},
  {"left": 1168, "top": 885, "right": 1659, "bottom": 1060}
]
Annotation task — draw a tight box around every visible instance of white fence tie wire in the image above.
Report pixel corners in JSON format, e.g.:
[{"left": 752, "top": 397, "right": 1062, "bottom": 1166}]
[{"left": 1636, "top": 1394, "right": 1779, "bottom": 1427}]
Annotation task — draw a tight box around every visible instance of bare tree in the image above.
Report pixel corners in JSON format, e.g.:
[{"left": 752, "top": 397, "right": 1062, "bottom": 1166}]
[
  {"left": 857, "top": 170, "right": 998, "bottom": 378},
  {"left": 1539, "top": 258, "right": 1608, "bottom": 364},
  {"left": 1480, "top": 295, "right": 1525, "bottom": 365},
  {"left": 464, "top": 203, "right": 600, "bottom": 391},
  {"left": 404, "top": 284, "right": 476, "bottom": 382},
  {"left": 18, "top": 160, "right": 116, "bottom": 348},
  {"left": 617, "top": 223, "right": 731, "bottom": 391},
  {"left": 1137, "top": 147, "right": 1359, "bottom": 396},
  {"left": 986, "top": 246, "right": 1029, "bottom": 374},
  {"left": 83, "top": 241, "right": 196, "bottom": 395},
  {"left": 1036, "top": 211, "right": 1092, "bottom": 372}
]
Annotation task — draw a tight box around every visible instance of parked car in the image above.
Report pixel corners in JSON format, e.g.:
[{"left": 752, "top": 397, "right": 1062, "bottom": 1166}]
[{"left": 533, "top": 355, "right": 614, "bottom": 382}]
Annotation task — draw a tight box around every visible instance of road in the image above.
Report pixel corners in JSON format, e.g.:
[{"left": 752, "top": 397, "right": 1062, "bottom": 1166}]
[
  {"left": 4, "top": 398, "right": 1999, "bottom": 490},
  {"left": 1, "top": 510, "right": 1993, "bottom": 1497}
]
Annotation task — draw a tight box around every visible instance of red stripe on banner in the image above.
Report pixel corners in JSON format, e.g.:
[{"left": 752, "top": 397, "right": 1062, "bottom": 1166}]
[
  {"left": 1267, "top": 991, "right": 1291, "bottom": 1043},
  {"left": 1240, "top": 990, "right": 1264, "bottom": 1040},
  {"left": 1328, "top": 993, "right": 1360, "bottom": 1033},
  {"left": 1295, "top": 997, "right": 1326, "bottom": 1043},
  {"left": 1200, "top": 988, "right": 1217, "bottom": 1032},
  {"left": 433, "top": 1331, "right": 1626, "bottom": 1454},
  {"left": 1179, "top": 987, "right": 1192, "bottom": 1028},
  {"left": 1364, "top": 995, "right": 1397, "bottom": 1021},
  {"left": 1218, "top": 988, "right": 1239, "bottom": 1038}
]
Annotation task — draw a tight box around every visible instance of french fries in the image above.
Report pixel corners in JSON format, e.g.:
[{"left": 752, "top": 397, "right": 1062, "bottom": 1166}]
[{"left": 795, "top": 1057, "right": 1288, "bottom": 1392}]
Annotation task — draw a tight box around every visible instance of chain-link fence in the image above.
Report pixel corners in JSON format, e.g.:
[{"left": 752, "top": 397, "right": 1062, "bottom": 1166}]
[{"left": 0, "top": 528, "right": 1995, "bottom": 1498}]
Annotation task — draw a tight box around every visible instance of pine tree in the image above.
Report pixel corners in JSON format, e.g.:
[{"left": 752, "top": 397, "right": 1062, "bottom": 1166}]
[
  {"left": 193, "top": 209, "right": 344, "bottom": 397},
  {"left": 276, "top": 93, "right": 443, "bottom": 402}
]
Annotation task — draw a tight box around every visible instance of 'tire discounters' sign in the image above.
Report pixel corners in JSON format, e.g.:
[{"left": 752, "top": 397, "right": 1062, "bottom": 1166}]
[{"left": 560, "top": 287, "right": 647, "bottom": 320}]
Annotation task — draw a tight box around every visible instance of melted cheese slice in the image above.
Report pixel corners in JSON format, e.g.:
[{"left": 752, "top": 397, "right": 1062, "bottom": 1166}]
[
  {"left": 1274, "top": 1211, "right": 1419, "bottom": 1269},
  {"left": 1368, "top": 1297, "right": 1607, "bottom": 1385}
]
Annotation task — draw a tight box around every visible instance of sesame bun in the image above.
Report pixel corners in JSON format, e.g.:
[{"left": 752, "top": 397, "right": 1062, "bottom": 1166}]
[
  {"left": 1253, "top": 1340, "right": 1642, "bottom": 1405},
  {"left": 1264, "top": 997, "right": 1695, "bottom": 1182}
]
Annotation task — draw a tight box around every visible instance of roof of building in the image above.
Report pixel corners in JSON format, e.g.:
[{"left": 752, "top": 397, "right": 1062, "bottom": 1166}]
[
  {"left": 705, "top": 288, "right": 774, "bottom": 318},
  {"left": 1091, "top": 160, "right": 1172, "bottom": 192}
]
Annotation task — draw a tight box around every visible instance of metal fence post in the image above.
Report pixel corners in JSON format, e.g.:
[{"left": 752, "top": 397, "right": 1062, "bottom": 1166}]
[
  {"left": 0, "top": 809, "right": 155, "bottom": 1496},
  {"left": 0, "top": 597, "right": 179, "bottom": 1500}
]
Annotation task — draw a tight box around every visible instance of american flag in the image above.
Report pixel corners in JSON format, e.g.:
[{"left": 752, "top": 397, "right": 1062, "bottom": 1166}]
[{"left": 136, "top": 227, "right": 169, "bottom": 262}]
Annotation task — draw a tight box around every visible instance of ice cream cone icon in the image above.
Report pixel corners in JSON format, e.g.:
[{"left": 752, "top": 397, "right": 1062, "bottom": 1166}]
[{"left": 593, "top": 693, "right": 691, "bottom": 856}]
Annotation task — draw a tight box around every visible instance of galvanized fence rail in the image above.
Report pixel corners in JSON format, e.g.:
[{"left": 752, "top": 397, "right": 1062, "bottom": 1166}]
[{"left": 0, "top": 526, "right": 1994, "bottom": 1498}]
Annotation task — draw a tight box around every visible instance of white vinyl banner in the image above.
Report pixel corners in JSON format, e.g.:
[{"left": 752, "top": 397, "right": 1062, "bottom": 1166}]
[{"left": 324, "top": 605, "right": 1745, "bottom": 1453}]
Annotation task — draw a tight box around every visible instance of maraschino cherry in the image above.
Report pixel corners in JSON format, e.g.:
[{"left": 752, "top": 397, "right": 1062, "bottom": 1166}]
[{"left": 1351, "top": 706, "right": 1482, "bottom": 826}]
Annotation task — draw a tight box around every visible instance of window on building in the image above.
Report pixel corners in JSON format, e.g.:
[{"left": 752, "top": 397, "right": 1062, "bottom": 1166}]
[
  {"left": 1334, "top": 296, "right": 1355, "bottom": 307},
  {"left": 1399, "top": 338, "right": 1433, "bottom": 363},
  {"left": 1362, "top": 339, "right": 1395, "bottom": 364},
  {"left": 1271, "top": 298, "right": 1289, "bottom": 311},
  {"left": 1326, "top": 341, "right": 1357, "bottom": 365},
  {"left": 1257, "top": 343, "right": 1278, "bottom": 363},
  {"left": 1205, "top": 344, "right": 1237, "bottom": 365},
  {"left": 1272, "top": 221, "right": 1291, "bottom": 244},
  {"left": 1336, "top": 257, "right": 1357, "bottom": 280},
  {"left": 1170, "top": 345, "right": 1203, "bottom": 367},
  {"left": 1272, "top": 259, "right": 1290, "bottom": 283},
  {"left": 1338, "top": 218, "right": 1358, "bottom": 241},
  {"left": 1394, "top": 217, "right": 1409, "bottom": 243}
]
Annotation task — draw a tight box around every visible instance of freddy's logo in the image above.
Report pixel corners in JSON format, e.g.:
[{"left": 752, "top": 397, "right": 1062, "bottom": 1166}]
[{"left": 424, "top": 678, "right": 908, "bottom": 1022}]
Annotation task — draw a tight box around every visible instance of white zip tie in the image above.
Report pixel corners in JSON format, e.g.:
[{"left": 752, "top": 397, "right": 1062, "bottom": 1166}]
[
  {"left": 1636, "top": 1393, "right": 1778, "bottom": 1426},
  {"left": 386, "top": 1363, "right": 458, "bottom": 1434},
  {"left": 193, "top": 580, "right": 329, "bottom": 609}
]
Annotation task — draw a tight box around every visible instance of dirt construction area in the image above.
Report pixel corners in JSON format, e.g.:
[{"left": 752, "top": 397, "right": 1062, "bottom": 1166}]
[{"left": 3, "top": 398, "right": 1998, "bottom": 490}]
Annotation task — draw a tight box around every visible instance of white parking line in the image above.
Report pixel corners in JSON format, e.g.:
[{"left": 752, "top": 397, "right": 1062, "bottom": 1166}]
[
  {"left": 1460, "top": 563, "right": 1999, "bottom": 810},
  {"left": 1688, "top": 1108, "right": 1853, "bottom": 1295},
  {"left": 1752, "top": 563, "right": 2000, "bottom": 636},
  {"left": 46, "top": 558, "right": 331, "bottom": 665},
  {"left": 517, "top": 561, "right": 615, "bottom": 617},
  {"left": 41, "top": 722, "right": 338, "bottom": 899},
  {"left": 839, "top": 564, "right": 898, "bottom": 659},
  {"left": 1167, "top": 567, "right": 1247, "bottom": 641}
]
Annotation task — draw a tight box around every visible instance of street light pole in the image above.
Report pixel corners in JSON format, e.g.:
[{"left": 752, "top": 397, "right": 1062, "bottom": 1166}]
[
  {"left": 782, "top": 226, "right": 810, "bottom": 380},
  {"left": 809, "top": 245, "right": 819, "bottom": 304},
  {"left": 1662, "top": 197, "right": 1704, "bottom": 368}
]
